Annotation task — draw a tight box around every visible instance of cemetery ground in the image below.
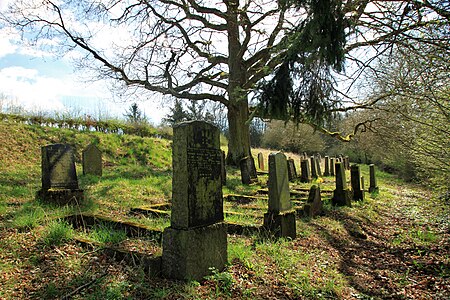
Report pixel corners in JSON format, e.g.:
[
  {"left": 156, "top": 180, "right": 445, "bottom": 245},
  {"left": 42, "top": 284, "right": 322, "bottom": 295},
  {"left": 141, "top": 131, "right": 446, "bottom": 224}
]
[{"left": 0, "top": 121, "right": 449, "bottom": 299}]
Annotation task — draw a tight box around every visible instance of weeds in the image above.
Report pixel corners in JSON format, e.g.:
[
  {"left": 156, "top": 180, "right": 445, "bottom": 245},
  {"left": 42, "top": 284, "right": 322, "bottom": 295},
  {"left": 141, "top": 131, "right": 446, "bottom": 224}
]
[{"left": 42, "top": 220, "right": 74, "bottom": 247}]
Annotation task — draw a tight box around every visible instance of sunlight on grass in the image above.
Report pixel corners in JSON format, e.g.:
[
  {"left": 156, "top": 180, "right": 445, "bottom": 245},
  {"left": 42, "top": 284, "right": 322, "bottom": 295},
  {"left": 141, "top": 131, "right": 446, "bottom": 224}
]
[{"left": 42, "top": 220, "right": 74, "bottom": 247}]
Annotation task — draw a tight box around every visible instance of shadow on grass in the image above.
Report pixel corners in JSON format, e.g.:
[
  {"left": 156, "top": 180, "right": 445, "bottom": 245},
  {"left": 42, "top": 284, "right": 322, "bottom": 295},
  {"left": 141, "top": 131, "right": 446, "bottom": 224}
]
[{"left": 310, "top": 205, "right": 449, "bottom": 299}]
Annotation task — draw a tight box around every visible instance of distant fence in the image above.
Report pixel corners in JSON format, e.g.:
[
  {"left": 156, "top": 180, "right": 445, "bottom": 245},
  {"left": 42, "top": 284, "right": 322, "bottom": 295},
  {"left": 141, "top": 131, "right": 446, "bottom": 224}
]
[{"left": 0, "top": 113, "right": 173, "bottom": 140}]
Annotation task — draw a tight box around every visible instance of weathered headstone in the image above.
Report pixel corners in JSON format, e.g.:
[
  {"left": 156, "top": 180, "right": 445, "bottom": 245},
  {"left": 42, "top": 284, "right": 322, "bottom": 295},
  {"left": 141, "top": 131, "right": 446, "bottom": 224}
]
[
  {"left": 162, "top": 121, "right": 227, "bottom": 280},
  {"left": 345, "top": 156, "right": 351, "bottom": 170},
  {"left": 369, "top": 164, "right": 379, "bottom": 193},
  {"left": 82, "top": 143, "right": 102, "bottom": 176},
  {"left": 37, "top": 143, "right": 83, "bottom": 204},
  {"left": 303, "top": 185, "right": 323, "bottom": 217},
  {"left": 287, "top": 158, "right": 297, "bottom": 181},
  {"left": 331, "top": 162, "right": 352, "bottom": 206},
  {"left": 315, "top": 156, "right": 322, "bottom": 177},
  {"left": 240, "top": 156, "right": 257, "bottom": 184},
  {"left": 323, "top": 156, "right": 330, "bottom": 176},
  {"left": 263, "top": 152, "right": 296, "bottom": 239},
  {"left": 330, "top": 157, "right": 335, "bottom": 176},
  {"left": 310, "top": 156, "right": 318, "bottom": 178},
  {"left": 300, "top": 159, "right": 311, "bottom": 183},
  {"left": 350, "top": 164, "right": 364, "bottom": 201},
  {"left": 257, "top": 152, "right": 265, "bottom": 171}
]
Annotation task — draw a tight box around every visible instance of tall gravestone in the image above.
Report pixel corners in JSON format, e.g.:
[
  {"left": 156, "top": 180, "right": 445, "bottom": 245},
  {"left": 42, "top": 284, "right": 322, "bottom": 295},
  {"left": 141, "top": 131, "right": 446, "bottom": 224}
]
[
  {"left": 287, "top": 158, "right": 297, "bottom": 181},
  {"left": 257, "top": 152, "right": 265, "bottom": 171},
  {"left": 331, "top": 162, "right": 352, "bottom": 206},
  {"left": 263, "top": 152, "right": 296, "bottom": 239},
  {"left": 162, "top": 121, "right": 227, "bottom": 280},
  {"left": 350, "top": 164, "right": 364, "bottom": 201},
  {"left": 82, "top": 143, "right": 102, "bottom": 176},
  {"left": 330, "top": 157, "right": 335, "bottom": 176},
  {"left": 369, "top": 164, "right": 379, "bottom": 193},
  {"left": 38, "top": 143, "right": 83, "bottom": 204},
  {"left": 324, "top": 156, "right": 330, "bottom": 176},
  {"left": 300, "top": 159, "right": 311, "bottom": 183},
  {"left": 310, "top": 156, "right": 318, "bottom": 178},
  {"left": 315, "top": 156, "right": 322, "bottom": 177},
  {"left": 240, "top": 156, "right": 258, "bottom": 184}
]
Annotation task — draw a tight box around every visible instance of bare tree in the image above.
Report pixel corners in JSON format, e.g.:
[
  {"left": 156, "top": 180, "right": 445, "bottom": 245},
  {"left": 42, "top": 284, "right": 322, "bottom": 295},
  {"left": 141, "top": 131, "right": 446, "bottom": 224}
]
[{"left": 1, "top": 0, "right": 448, "bottom": 164}]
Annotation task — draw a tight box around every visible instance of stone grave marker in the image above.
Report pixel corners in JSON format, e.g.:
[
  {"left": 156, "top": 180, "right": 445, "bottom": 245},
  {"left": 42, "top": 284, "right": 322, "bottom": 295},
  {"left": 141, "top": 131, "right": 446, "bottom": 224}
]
[
  {"left": 240, "top": 156, "right": 258, "bottom": 184},
  {"left": 257, "top": 152, "right": 265, "bottom": 171},
  {"left": 369, "top": 164, "right": 379, "bottom": 193},
  {"left": 331, "top": 162, "right": 352, "bottom": 206},
  {"left": 162, "top": 121, "right": 227, "bottom": 280},
  {"left": 310, "top": 156, "right": 318, "bottom": 178},
  {"left": 38, "top": 143, "right": 83, "bottom": 204},
  {"left": 315, "top": 156, "right": 322, "bottom": 177},
  {"left": 300, "top": 159, "right": 311, "bottom": 183},
  {"left": 350, "top": 164, "right": 364, "bottom": 201},
  {"left": 287, "top": 158, "right": 297, "bottom": 181},
  {"left": 324, "top": 156, "right": 330, "bottom": 176},
  {"left": 82, "top": 143, "right": 102, "bottom": 176},
  {"left": 330, "top": 157, "right": 335, "bottom": 176},
  {"left": 263, "top": 152, "right": 296, "bottom": 239},
  {"left": 303, "top": 185, "right": 323, "bottom": 217}
]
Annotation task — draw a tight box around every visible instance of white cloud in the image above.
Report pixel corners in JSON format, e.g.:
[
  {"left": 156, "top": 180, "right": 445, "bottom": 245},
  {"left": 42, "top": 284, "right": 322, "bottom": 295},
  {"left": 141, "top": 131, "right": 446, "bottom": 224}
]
[{"left": 0, "top": 28, "right": 18, "bottom": 58}]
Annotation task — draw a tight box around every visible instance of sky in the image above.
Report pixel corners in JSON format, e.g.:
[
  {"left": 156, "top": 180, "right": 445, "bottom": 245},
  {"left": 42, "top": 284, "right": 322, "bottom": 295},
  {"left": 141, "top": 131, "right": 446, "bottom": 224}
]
[{"left": 0, "top": 1, "right": 170, "bottom": 125}]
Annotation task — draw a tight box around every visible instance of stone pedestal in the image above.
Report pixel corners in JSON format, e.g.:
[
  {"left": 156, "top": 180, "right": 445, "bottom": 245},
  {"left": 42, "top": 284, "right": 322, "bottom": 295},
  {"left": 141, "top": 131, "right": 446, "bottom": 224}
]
[
  {"left": 162, "top": 223, "right": 227, "bottom": 281},
  {"left": 263, "top": 211, "right": 296, "bottom": 239},
  {"left": 332, "top": 162, "right": 352, "bottom": 207},
  {"left": 36, "top": 188, "right": 84, "bottom": 205}
]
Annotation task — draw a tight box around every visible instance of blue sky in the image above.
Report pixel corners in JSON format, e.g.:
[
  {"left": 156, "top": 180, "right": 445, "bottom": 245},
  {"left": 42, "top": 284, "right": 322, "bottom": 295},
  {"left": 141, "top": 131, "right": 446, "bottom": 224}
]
[{"left": 0, "top": 15, "right": 169, "bottom": 124}]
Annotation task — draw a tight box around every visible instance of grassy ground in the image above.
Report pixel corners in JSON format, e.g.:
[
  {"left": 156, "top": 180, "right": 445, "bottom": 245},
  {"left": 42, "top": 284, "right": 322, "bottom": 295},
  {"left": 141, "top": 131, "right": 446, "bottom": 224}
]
[{"left": 0, "top": 121, "right": 449, "bottom": 299}]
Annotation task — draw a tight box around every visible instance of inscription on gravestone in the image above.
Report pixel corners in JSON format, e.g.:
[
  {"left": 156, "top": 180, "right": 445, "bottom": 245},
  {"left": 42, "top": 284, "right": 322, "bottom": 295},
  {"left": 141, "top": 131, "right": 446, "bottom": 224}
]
[
  {"left": 171, "top": 121, "right": 223, "bottom": 229},
  {"left": 42, "top": 144, "right": 78, "bottom": 190}
]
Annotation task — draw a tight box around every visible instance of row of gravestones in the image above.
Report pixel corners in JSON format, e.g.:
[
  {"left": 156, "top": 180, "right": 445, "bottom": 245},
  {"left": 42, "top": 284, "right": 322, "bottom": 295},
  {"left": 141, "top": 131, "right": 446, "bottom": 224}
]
[
  {"left": 36, "top": 121, "right": 378, "bottom": 281},
  {"left": 252, "top": 153, "right": 352, "bottom": 184}
]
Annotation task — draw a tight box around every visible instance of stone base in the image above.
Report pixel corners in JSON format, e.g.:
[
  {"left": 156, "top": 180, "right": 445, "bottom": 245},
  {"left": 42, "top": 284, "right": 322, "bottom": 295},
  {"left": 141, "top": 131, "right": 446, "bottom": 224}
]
[
  {"left": 162, "top": 222, "right": 227, "bottom": 281},
  {"left": 332, "top": 189, "right": 352, "bottom": 207},
  {"left": 369, "top": 186, "right": 379, "bottom": 193},
  {"left": 352, "top": 189, "right": 365, "bottom": 201},
  {"left": 263, "top": 211, "right": 296, "bottom": 239},
  {"left": 36, "top": 188, "right": 84, "bottom": 205}
]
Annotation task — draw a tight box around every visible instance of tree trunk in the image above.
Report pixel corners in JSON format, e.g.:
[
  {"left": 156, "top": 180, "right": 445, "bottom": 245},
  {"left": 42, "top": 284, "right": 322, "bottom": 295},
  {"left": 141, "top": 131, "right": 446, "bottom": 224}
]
[
  {"left": 225, "top": 0, "right": 253, "bottom": 166},
  {"left": 226, "top": 99, "right": 252, "bottom": 166}
]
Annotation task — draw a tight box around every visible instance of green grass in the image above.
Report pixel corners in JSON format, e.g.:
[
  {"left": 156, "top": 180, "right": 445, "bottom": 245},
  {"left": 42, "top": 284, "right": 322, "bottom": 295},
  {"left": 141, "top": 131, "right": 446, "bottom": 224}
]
[
  {"left": 41, "top": 220, "right": 74, "bottom": 247},
  {"left": 83, "top": 223, "right": 128, "bottom": 245}
]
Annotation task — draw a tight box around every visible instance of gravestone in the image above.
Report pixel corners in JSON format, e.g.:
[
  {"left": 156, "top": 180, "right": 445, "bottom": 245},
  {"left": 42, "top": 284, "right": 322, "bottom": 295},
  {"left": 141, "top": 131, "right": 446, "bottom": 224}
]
[
  {"left": 323, "top": 156, "right": 330, "bottom": 176},
  {"left": 315, "top": 156, "right": 322, "bottom": 177},
  {"left": 221, "top": 150, "right": 226, "bottom": 185},
  {"left": 303, "top": 185, "right": 323, "bottom": 217},
  {"left": 257, "top": 152, "right": 265, "bottom": 171},
  {"left": 331, "top": 162, "right": 352, "bottom": 206},
  {"left": 330, "top": 157, "right": 335, "bottom": 176},
  {"left": 287, "top": 158, "right": 297, "bottom": 181},
  {"left": 350, "top": 164, "right": 364, "bottom": 201},
  {"left": 263, "top": 152, "right": 296, "bottom": 239},
  {"left": 82, "top": 143, "right": 102, "bottom": 176},
  {"left": 310, "top": 156, "right": 318, "bottom": 178},
  {"left": 369, "top": 164, "right": 379, "bottom": 193},
  {"left": 240, "top": 156, "right": 258, "bottom": 184},
  {"left": 37, "top": 143, "right": 83, "bottom": 204},
  {"left": 300, "top": 159, "right": 311, "bottom": 183},
  {"left": 162, "top": 121, "right": 227, "bottom": 280},
  {"left": 345, "top": 156, "right": 350, "bottom": 170}
]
